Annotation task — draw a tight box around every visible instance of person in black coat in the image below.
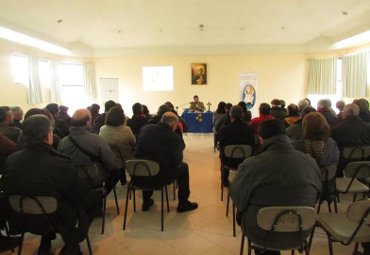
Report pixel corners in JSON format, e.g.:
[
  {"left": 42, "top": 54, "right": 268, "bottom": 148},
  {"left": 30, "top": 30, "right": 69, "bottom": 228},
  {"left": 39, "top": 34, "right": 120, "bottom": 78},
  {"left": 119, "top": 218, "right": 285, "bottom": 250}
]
[
  {"left": 134, "top": 112, "right": 198, "bottom": 213},
  {"left": 1, "top": 115, "right": 101, "bottom": 255},
  {"left": 127, "top": 102, "right": 148, "bottom": 138},
  {"left": 218, "top": 105, "right": 255, "bottom": 186}
]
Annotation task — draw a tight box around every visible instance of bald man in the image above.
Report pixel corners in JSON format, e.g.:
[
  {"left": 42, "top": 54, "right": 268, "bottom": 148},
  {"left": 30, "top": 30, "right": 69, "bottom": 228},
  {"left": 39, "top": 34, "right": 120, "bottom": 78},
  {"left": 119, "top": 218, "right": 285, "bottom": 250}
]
[
  {"left": 135, "top": 111, "right": 198, "bottom": 212},
  {"left": 58, "top": 109, "right": 119, "bottom": 193}
]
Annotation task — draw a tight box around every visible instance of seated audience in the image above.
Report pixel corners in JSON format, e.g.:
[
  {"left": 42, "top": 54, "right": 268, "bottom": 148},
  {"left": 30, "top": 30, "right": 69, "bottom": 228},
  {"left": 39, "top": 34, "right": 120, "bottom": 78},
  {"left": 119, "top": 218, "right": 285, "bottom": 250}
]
[
  {"left": 218, "top": 106, "right": 255, "bottom": 186},
  {"left": 0, "top": 133, "right": 16, "bottom": 173},
  {"left": 353, "top": 98, "right": 370, "bottom": 123},
  {"left": 214, "top": 103, "right": 232, "bottom": 134},
  {"left": 10, "top": 106, "right": 23, "bottom": 129},
  {"left": 1, "top": 115, "right": 101, "bottom": 255},
  {"left": 336, "top": 100, "right": 345, "bottom": 121},
  {"left": 142, "top": 105, "right": 152, "bottom": 119},
  {"left": 58, "top": 109, "right": 119, "bottom": 194},
  {"left": 164, "top": 101, "right": 188, "bottom": 133},
  {"left": 189, "top": 95, "right": 206, "bottom": 112},
  {"left": 298, "top": 99, "right": 310, "bottom": 113},
  {"left": 212, "top": 101, "right": 226, "bottom": 145},
  {"left": 249, "top": 103, "right": 275, "bottom": 134},
  {"left": 231, "top": 120, "right": 321, "bottom": 255},
  {"left": 286, "top": 106, "right": 316, "bottom": 141},
  {"left": 331, "top": 103, "right": 370, "bottom": 176},
  {"left": 127, "top": 103, "right": 148, "bottom": 138},
  {"left": 317, "top": 99, "right": 338, "bottom": 128},
  {"left": 270, "top": 99, "right": 287, "bottom": 121},
  {"left": 280, "top": 99, "right": 287, "bottom": 113},
  {"left": 238, "top": 101, "right": 252, "bottom": 122},
  {"left": 148, "top": 104, "right": 171, "bottom": 124},
  {"left": 89, "top": 103, "right": 101, "bottom": 126},
  {"left": 135, "top": 112, "right": 198, "bottom": 212},
  {"left": 92, "top": 100, "right": 116, "bottom": 133},
  {"left": 0, "top": 106, "right": 22, "bottom": 143},
  {"left": 284, "top": 103, "right": 300, "bottom": 127},
  {"left": 46, "top": 103, "right": 70, "bottom": 138}
]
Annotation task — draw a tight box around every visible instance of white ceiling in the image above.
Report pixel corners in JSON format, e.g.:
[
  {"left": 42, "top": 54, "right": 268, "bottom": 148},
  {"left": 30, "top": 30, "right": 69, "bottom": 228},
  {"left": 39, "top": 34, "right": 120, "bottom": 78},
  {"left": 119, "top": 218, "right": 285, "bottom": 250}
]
[{"left": 0, "top": 0, "right": 369, "bottom": 56}]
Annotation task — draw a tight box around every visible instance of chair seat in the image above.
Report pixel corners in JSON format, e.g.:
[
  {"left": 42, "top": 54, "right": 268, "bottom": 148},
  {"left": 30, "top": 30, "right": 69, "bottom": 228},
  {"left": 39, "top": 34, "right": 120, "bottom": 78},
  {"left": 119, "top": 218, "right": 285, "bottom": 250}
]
[
  {"left": 336, "top": 178, "right": 369, "bottom": 193},
  {"left": 251, "top": 242, "right": 303, "bottom": 251},
  {"left": 318, "top": 213, "right": 370, "bottom": 243}
]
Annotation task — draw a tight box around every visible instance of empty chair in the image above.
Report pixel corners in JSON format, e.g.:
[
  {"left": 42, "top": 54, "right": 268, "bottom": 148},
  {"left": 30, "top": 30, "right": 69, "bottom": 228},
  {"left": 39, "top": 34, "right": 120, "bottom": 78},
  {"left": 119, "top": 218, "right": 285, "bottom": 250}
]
[
  {"left": 240, "top": 206, "right": 316, "bottom": 255},
  {"left": 123, "top": 159, "right": 170, "bottom": 231},
  {"left": 222, "top": 144, "right": 252, "bottom": 237},
  {"left": 8, "top": 195, "right": 93, "bottom": 255},
  {"left": 312, "top": 199, "right": 370, "bottom": 255}
]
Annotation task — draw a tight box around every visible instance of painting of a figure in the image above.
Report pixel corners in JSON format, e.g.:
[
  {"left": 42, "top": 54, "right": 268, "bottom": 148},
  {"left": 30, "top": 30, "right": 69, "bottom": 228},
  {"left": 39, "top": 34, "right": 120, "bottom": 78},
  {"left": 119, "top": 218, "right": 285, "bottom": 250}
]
[{"left": 191, "top": 63, "right": 207, "bottom": 85}]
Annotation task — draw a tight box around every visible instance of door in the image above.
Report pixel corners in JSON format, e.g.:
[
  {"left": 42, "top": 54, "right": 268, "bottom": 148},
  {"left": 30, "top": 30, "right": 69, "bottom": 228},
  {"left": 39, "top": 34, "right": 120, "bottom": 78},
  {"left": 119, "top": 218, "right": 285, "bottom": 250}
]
[{"left": 99, "top": 78, "right": 119, "bottom": 104}]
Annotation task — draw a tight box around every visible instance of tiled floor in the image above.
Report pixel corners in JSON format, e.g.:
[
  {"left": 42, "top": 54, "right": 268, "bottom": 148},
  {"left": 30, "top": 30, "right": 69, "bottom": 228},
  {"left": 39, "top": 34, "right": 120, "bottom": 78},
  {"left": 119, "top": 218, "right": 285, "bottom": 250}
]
[{"left": 1, "top": 134, "right": 361, "bottom": 254}]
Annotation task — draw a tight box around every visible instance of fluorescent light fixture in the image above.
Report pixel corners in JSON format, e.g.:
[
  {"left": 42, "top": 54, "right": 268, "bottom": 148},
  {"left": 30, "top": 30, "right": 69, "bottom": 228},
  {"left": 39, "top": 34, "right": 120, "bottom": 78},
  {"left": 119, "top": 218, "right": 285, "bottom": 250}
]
[
  {"left": 334, "top": 30, "right": 370, "bottom": 49},
  {"left": 0, "top": 26, "right": 72, "bottom": 56}
]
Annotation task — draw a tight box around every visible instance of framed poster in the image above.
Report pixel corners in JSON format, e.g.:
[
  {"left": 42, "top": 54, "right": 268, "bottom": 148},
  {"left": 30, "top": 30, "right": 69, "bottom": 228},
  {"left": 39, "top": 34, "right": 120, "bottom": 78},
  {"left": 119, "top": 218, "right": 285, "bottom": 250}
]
[{"left": 191, "top": 63, "right": 207, "bottom": 85}]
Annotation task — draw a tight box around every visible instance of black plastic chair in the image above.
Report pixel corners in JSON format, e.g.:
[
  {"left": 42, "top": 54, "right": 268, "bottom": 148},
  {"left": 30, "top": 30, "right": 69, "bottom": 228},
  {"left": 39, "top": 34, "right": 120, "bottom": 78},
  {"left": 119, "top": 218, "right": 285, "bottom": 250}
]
[
  {"left": 8, "top": 195, "right": 93, "bottom": 255},
  {"left": 122, "top": 159, "right": 170, "bottom": 231}
]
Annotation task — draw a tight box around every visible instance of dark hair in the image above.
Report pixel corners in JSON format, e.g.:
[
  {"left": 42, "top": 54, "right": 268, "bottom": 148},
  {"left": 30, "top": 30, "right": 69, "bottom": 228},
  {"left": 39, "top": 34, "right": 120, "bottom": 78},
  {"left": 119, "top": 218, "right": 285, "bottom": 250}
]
[
  {"left": 300, "top": 106, "right": 316, "bottom": 118},
  {"left": 280, "top": 99, "right": 286, "bottom": 108},
  {"left": 259, "top": 103, "right": 271, "bottom": 115},
  {"left": 230, "top": 105, "right": 243, "bottom": 120},
  {"left": 271, "top": 99, "right": 281, "bottom": 106},
  {"left": 90, "top": 104, "right": 100, "bottom": 115},
  {"left": 258, "top": 119, "right": 286, "bottom": 139},
  {"left": 238, "top": 101, "right": 247, "bottom": 112},
  {"left": 157, "top": 104, "right": 170, "bottom": 117},
  {"left": 353, "top": 98, "right": 369, "bottom": 113},
  {"left": 164, "top": 101, "right": 175, "bottom": 111},
  {"left": 106, "top": 106, "right": 125, "bottom": 126},
  {"left": 45, "top": 103, "right": 59, "bottom": 115},
  {"left": 304, "top": 98, "right": 311, "bottom": 106},
  {"left": 193, "top": 95, "right": 199, "bottom": 99},
  {"left": 22, "top": 115, "right": 51, "bottom": 146},
  {"left": 104, "top": 100, "right": 116, "bottom": 112},
  {"left": 216, "top": 101, "right": 226, "bottom": 114},
  {"left": 287, "top": 104, "right": 299, "bottom": 116},
  {"left": 142, "top": 105, "right": 150, "bottom": 115},
  {"left": 302, "top": 112, "right": 330, "bottom": 141},
  {"left": 0, "top": 106, "right": 10, "bottom": 122},
  {"left": 225, "top": 103, "right": 232, "bottom": 111},
  {"left": 59, "top": 105, "right": 68, "bottom": 113},
  {"left": 24, "top": 108, "right": 51, "bottom": 120},
  {"left": 132, "top": 102, "right": 143, "bottom": 116}
]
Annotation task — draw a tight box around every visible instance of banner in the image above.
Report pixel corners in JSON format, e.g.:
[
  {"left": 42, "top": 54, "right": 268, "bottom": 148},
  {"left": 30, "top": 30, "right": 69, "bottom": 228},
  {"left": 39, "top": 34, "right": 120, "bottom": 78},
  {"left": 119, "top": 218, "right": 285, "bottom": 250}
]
[{"left": 240, "top": 72, "right": 257, "bottom": 109}]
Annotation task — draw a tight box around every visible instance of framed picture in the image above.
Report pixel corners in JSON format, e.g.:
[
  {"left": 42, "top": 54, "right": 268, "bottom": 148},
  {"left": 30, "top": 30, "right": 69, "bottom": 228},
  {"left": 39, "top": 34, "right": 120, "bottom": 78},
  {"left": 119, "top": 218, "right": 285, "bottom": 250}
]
[{"left": 191, "top": 63, "right": 207, "bottom": 85}]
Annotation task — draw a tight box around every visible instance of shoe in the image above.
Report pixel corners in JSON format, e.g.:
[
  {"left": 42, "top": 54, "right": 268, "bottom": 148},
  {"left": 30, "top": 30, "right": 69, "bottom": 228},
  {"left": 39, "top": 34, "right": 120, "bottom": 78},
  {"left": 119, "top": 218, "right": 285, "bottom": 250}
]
[
  {"left": 177, "top": 201, "right": 198, "bottom": 213},
  {"left": 0, "top": 236, "right": 20, "bottom": 252},
  {"left": 142, "top": 199, "right": 154, "bottom": 212}
]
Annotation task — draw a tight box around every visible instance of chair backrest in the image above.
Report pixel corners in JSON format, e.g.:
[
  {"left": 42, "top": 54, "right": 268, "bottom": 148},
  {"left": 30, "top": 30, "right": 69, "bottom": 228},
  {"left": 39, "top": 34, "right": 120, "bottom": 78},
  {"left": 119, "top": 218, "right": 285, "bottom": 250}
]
[
  {"left": 347, "top": 199, "right": 370, "bottom": 224},
  {"left": 125, "top": 159, "right": 160, "bottom": 177},
  {"left": 224, "top": 145, "right": 252, "bottom": 158},
  {"left": 8, "top": 195, "right": 57, "bottom": 215},
  {"left": 344, "top": 161, "right": 370, "bottom": 179},
  {"left": 342, "top": 146, "right": 370, "bottom": 159},
  {"left": 320, "top": 164, "right": 337, "bottom": 182},
  {"left": 257, "top": 206, "right": 316, "bottom": 232},
  {"left": 110, "top": 144, "right": 134, "bottom": 168}
]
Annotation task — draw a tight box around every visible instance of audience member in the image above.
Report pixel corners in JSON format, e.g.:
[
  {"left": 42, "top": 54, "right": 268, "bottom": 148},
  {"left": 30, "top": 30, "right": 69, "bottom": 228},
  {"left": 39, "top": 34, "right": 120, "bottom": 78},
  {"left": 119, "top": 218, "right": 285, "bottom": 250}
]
[
  {"left": 148, "top": 104, "right": 171, "bottom": 124},
  {"left": 58, "top": 109, "right": 119, "bottom": 194},
  {"left": 317, "top": 99, "right": 338, "bottom": 127},
  {"left": 286, "top": 106, "right": 316, "bottom": 141},
  {"left": 248, "top": 103, "right": 275, "bottom": 134},
  {"left": 304, "top": 97, "right": 312, "bottom": 106},
  {"left": 135, "top": 112, "right": 198, "bottom": 212},
  {"left": 331, "top": 103, "right": 370, "bottom": 176},
  {"left": 212, "top": 101, "right": 226, "bottom": 140},
  {"left": 298, "top": 99, "right": 310, "bottom": 113},
  {"left": 0, "top": 106, "right": 22, "bottom": 143},
  {"left": 0, "top": 133, "right": 16, "bottom": 173},
  {"left": 353, "top": 98, "right": 370, "bottom": 123},
  {"left": 46, "top": 103, "right": 70, "bottom": 138},
  {"left": 127, "top": 102, "right": 148, "bottom": 138},
  {"left": 142, "top": 105, "right": 152, "bottom": 119},
  {"left": 189, "top": 95, "right": 206, "bottom": 112},
  {"left": 284, "top": 103, "right": 300, "bottom": 127},
  {"left": 336, "top": 100, "right": 345, "bottom": 121},
  {"left": 280, "top": 99, "right": 287, "bottom": 113},
  {"left": 164, "top": 101, "right": 188, "bottom": 134},
  {"left": 270, "top": 99, "right": 287, "bottom": 121},
  {"left": 218, "top": 106, "right": 255, "bottom": 187},
  {"left": 92, "top": 100, "right": 116, "bottom": 133},
  {"left": 1, "top": 115, "right": 101, "bottom": 255},
  {"left": 238, "top": 101, "right": 252, "bottom": 122},
  {"left": 56, "top": 105, "right": 72, "bottom": 137},
  {"left": 10, "top": 106, "right": 23, "bottom": 129},
  {"left": 231, "top": 119, "right": 321, "bottom": 255},
  {"left": 214, "top": 103, "right": 232, "bottom": 135}
]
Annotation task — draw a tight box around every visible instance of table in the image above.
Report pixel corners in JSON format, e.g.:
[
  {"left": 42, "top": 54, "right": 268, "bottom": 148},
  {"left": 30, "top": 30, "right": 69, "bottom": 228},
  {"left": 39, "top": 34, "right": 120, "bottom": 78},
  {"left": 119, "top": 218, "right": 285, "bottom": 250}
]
[{"left": 181, "top": 111, "right": 213, "bottom": 133}]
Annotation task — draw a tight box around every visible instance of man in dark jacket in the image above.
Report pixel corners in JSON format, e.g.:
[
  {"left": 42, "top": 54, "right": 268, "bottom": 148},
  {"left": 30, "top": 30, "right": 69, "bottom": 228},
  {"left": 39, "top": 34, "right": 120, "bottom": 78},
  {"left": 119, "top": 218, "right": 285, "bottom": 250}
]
[
  {"left": 135, "top": 112, "right": 198, "bottom": 212},
  {"left": 218, "top": 105, "right": 255, "bottom": 186},
  {"left": 231, "top": 120, "right": 321, "bottom": 255},
  {"left": 269, "top": 99, "right": 287, "bottom": 121},
  {"left": 1, "top": 115, "right": 101, "bottom": 255},
  {"left": 127, "top": 102, "right": 148, "bottom": 138}
]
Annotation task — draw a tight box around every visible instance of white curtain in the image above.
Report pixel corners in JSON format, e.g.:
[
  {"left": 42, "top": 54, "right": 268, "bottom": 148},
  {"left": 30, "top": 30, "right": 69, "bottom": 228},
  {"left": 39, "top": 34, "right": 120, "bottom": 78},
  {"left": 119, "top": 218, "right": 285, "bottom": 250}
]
[
  {"left": 342, "top": 52, "right": 368, "bottom": 98},
  {"left": 27, "top": 56, "right": 42, "bottom": 104},
  {"left": 83, "top": 63, "right": 95, "bottom": 97},
  {"left": 50, "top": 60, "right": 61, "bottom": 103},
  {"left": 307, "top": 58, "right": 337, "bottom": 94}
]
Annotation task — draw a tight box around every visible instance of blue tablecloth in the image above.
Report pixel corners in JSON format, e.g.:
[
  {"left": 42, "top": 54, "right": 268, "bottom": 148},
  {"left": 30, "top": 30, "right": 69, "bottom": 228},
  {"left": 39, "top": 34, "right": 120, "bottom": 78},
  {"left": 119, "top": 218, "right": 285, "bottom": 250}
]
[{"left": 181, "top": 112, "right": 213, "bottom": 133}]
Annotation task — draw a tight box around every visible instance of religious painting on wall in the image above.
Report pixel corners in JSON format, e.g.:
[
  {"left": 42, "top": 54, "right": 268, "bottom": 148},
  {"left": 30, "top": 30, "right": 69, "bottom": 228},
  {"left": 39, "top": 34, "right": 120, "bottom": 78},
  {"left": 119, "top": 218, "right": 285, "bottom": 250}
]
[{"left": 191, "top": 63, "right": 207, "bottom": 85}]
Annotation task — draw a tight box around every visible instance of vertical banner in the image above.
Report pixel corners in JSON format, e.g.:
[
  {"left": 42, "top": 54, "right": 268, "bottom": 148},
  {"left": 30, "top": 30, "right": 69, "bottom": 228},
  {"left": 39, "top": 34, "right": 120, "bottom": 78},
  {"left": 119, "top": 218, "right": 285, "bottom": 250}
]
[{"left": 240, "top": 72, "right": 257, "bottom": 109}]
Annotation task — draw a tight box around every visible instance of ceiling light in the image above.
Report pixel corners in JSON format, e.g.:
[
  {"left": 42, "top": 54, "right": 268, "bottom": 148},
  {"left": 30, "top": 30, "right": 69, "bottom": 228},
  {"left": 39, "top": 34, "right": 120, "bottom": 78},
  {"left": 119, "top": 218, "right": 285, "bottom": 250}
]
[
  {"left": 0, "top": 26, "right": 72, "bottom": 56},
  {"left": 334, "top": 30, "right": 370, "bottom": 49}
]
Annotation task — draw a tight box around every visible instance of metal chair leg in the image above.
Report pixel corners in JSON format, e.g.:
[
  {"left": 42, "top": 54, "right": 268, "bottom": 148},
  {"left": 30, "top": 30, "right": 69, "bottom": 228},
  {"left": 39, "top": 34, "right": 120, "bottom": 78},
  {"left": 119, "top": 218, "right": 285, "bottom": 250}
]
[
  {"left": 17, "top": 232, "right": 25, "bottom": 255},
  {"left": 161, "top": 188, "right": 164, "bottom": 232},
  {"left": 113, "top": 186, "right": 120, "bottom": 215},
  {"left": 240, "top": 234, "right": 245, "bottom": 255},
  {"left": 353, "top": 193, "right": 357, "bottom": 202},
  {"left": 173, "top": 181, "right": 176, "bottom": 201},
  {"left": 101, "top": 194, "right": 107, "bottom": 234},
  {"left": 133, "top": 188, "right": 136, "bottom": 212},
  {"left": 4, "top": 223, "right": 14, "bottom": 253},
  {"left": 123, "top": 183, "right": 131, "bottom": 230},
  {"left": 86, "top": 234, "right": 93, "bottom": 255},
  {"left": 226, "top": 189, "right": 230, "bottom": 217},
  {"left": 165, "top": 186, "right": 170, "bottom": 213},
  {"left": 232, "top": 202, "right": 236, "bottom": 237},
  {"left": 328, "top": 236, "right": 334, "bottom": 255},
  {"left": 291, "top": 250, "right": 295, "bottom": 255},
  {"left": 353, "top": 243, "right": 359, "bottom": 254},
  {"left": 327, "top": 201, "right": 332, "bottom": 213}
]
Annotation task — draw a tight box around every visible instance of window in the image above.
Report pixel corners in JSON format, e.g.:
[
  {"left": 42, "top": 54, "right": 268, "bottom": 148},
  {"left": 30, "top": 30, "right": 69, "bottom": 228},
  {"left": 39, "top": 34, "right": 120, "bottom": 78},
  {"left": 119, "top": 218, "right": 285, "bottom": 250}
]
[
  {"left": 142, "top": 66, "right": 174, "bottom": 91},
  {"left": 38, "top": 59, "right": 51, "bottom": 87},
  {"left": 11, "top": 55, "right": 28, "bottom": 85}
]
